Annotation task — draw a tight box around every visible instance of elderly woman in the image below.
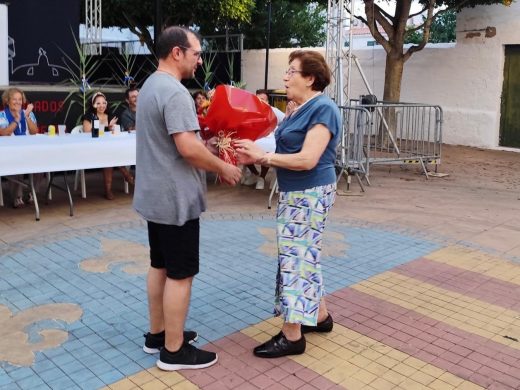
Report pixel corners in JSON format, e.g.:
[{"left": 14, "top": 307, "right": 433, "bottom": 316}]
[
  {"left": 83, "top": 91, "right": 134, "bottom": 200},
  {"left": 235, "top": 50, "right": 341, "bottom": 358},
  {"left": 0, "top": 87, "right": 39, "bottom": 208}
]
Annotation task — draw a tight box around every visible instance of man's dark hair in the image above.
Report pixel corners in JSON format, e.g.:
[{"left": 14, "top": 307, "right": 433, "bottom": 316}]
[
  {"left": 125, "top": 86, "right": 139, "bottom": 100},
  {"left": 255, "top": 89, "right": 269, "bottom": 96},
  {"left": 156, "top": 26, "right": 200, "bottom": 60}
]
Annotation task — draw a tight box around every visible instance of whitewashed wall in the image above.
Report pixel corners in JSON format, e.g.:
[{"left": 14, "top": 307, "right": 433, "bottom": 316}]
[{"left": 242, "top": 3, "right": 520, "bottom": 149}]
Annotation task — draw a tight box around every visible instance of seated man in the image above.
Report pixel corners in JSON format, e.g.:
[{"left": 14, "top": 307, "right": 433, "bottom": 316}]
[
  {"left": 243, "top": 89, "right": 285, "bottom": 190},
  {"left": 120, "top": 86, "right": 139, "bottom": 131}
]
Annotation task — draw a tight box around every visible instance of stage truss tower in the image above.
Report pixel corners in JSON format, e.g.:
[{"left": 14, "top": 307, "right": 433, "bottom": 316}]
[
  {"left": 85, "top": 0, "right": 102, "bottom": 55},
  {"left": 325, "top": 0, "right": 354, "bottom": 106}
]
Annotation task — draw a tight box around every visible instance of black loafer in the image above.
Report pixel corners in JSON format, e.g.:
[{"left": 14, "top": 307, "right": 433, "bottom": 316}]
[
  {"left": 301, "top": 314, "right": 334, "bottom": 334},
  {"left": 253, "top": 332, "right": 306, "bottom": 358}
]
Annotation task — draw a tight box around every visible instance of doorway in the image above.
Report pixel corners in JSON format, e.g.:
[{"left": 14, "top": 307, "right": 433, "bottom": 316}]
[{"left": 500, "top": 45, "right": 520, "bottom": 148}]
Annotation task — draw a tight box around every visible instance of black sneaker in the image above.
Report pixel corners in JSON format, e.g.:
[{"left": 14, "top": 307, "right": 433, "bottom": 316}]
[
  {"left": 157, "top": 343, "right": 218, "bottom": 371},
  {"left": 301, "top": 314, "right": 334, "bottom": 334},
  {"left": 143, "top": 330, "right": 198, "bottom": 354}
]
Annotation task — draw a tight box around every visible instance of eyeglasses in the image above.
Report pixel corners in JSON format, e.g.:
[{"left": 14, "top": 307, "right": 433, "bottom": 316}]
[
  {"left": 178, "top": 45, "right": 203, "bottom": 59},
  {"left": 285, "top": 68, "right": 302, "bottom": 77}
]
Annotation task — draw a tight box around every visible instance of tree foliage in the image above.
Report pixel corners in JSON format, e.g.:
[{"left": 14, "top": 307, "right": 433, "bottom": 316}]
[
  {"left": 233, "top": 1, "right": 327, "bottom": 49},
  {"left": 84, "top": 0, "right": 327, "bottom": 52},
  {"left": 405, "top": 10, "right": 456, "bottom": 44},
  {"left": 83, "top": 0, "right": 255, "bottom": 52},
  {"left": 355, "top": 0, "right": 508, "bottom": 101}
]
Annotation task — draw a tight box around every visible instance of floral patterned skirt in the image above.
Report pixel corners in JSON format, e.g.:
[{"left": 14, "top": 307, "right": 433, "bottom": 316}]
[{"left": 274, "top": 183, "right": 336, "bottom": 326}]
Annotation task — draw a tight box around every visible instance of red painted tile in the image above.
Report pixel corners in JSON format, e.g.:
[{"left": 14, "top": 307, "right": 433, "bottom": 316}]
[
  {"left": 492, "top": 371, "right": 520, "bottom": 389},
  {"left": 449, "top": 344, "right": 473, "bottom": 357},
  {"left": 236, "top": 366, "right": 262, "bottom": 381},
  {"left": 327, "top": 287, "right": 520, "bottom": 389},
  {"left": 458, "top": 357, "right": 482, "bottom": 372},
  {"left": 279, "top": 374, "right": 307, "bottom": 390},
  {"left": 265, "top": 367, "right": 290, "bottom": 382},
  {"left": 220, "top": 373, "right": 246, "bottom": 389},
  {"left": 309, "top": 375, "right": 337, "bottom": 390},
  {"left": 294, "top": 367, "right": 320, "bottom": 382},
  {"left": 394, "top": 258, "right": 520, "bottom": 310},
  {"left": 279, "top": 359, "right": 304, "bottom": 374},
  {"left": 468, "top": 372, "right": 495, "bottom": 387},
  {"left": 250, "top": 374, "right": 277, "bottom": 389}
]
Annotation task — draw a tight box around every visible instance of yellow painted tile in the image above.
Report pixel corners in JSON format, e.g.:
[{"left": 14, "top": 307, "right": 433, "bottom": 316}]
[
  {"left": 159, "top": 373, "right": 186, "bottom": 387},
  {"left": 352, "top": 271, "right": 520, "bottom": 350},
  {"left": 429, "top": 379, "right": 456, "bottom": 390},
  {"left": 322, "top": 355, "right": 347, "bottom": 368},
  {"left": 307, "top": 359, "right": 332, "bottom": 375},
  {"left": 402, "top": 356, "right": 428, "bottom": 370},
  {"left": 265, "top": 316, "right": 283, "bottom": 326},
  {"left": 392, "top": 363, "right": 418, "bottom": 377},
  {"left": 339, "top": 377, "right": 369, "bottom": 390},
  {"left": 385, "top": 349, "right": 408, "bottom": 362},
  {"left": 419, "top": 364, "right": 446, "bottom": 379},
  {"left": 425, "top": 246, "right": 520, "bottom": 286},
  {"left": 170, "top": 380, "right": 199, "bottom": 390},
  {"left": 370, "top": 377, "right": 397, "bottom": 390},
  {"left": 376, "top": 355, "right": 400, "bottom": 369},
  {"left": 409, "top": 371, "right": 436, "bottom": 386},
  {"left": 381, "top": 370, "right": 406, "bottom": 386},
  {"left": 316, "top": 339, "right": 343, "bottom": 352},
  {"left": 351, "top": 369, "right": 378, "bottom": 385},
  {"left": 146, "top": 367, "right": 170, "bottom": 379},
  {"left": 365, "top": 361, "right": 389, "bottom": 377},
  {"left": 306, "top": 345, "right": 329, "bottom": 359},
  {"left": 129, "top": 371, "right": 156, "bottom": 386},
  {"left": 359, "top": 348, "right": 385, "bottom": 361},
  {"left": 108, "top": 379, "right": 137, "bottom": 390},
  {"left": 438, "top": 372, "right": 465, "bottom": 387},
  {"left": 399, "top": 378, "right": 429, "bottom": 390},
  {"left": 456, "top": 381, "right": 485, "bottom": 390},
  {"left": 141, "top": 379, "right": 168, "bottom": 390},
  {"left": 350, "top": 354, "right": 374, "bottom": 369},
  {"left": 326, "top": 367, "right": 350, "bottom": 384},
  {"left": 290, "top": 353, "right": 316, "bottom": 367},
  {"left": 240, "top": 326, "right": 262, "bottom": 338}
]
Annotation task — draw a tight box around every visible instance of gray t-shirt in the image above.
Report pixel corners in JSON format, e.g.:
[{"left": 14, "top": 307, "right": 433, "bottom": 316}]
[
  {"left": 133, "top": 72, "right": 206, "bottom": 226},
  {"left": 120, "top": 107, "right": 136, "bottom": 131}
]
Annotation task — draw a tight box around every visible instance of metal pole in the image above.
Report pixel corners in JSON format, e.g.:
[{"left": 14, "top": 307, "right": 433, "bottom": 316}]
[
  {"left": 0, "top": 3, "right": 9, "bottom": 85},
  {"left": 264, "top": 0, "right": 272, "bottom": 90},
  {"left": 154, "top": 0, "right": 162, "bottom": 52}
]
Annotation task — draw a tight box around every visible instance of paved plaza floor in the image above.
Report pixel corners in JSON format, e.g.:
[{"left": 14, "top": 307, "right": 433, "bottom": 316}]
[{"left": 0, "top": 145, "right": 519, "bottom": 389}]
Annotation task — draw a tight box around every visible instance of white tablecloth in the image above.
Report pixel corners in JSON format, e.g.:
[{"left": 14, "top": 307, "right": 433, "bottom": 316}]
[{"left": 0, "top": 133, "right": 136, "bottom": 176}]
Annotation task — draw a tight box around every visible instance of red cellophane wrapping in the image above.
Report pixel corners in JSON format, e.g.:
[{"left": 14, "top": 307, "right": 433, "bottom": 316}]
[{"left": 201, "top": 85, "right": 277, "bottom": 165}]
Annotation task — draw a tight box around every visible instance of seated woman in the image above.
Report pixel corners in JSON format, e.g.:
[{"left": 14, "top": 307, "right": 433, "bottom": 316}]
[
  {"left": 0, "top": 87, "right": 39, "bottom": 208},
  {"left": 82, "top": 91, "right": 134, "bottom": 200},
  {"left": 192, "top": 90, "right": 208, "bottom": 114}
]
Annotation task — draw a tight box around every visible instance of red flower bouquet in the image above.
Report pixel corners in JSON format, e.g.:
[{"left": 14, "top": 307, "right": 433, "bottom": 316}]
[{"left": 198, "top": 85, "right": 277, "bottom": 165}]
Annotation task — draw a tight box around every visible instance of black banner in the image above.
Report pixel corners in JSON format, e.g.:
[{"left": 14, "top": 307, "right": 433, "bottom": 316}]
[{"left": 8, "top": 0, "right": 80, "bottom": 83}]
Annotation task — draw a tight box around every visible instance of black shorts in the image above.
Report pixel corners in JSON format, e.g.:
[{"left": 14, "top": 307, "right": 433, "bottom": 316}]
[{"left": 147, "top": 218, "right": 200, "bottom": 279}]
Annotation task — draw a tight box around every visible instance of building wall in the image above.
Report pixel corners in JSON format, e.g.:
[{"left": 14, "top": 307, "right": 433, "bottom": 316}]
[{"left": 242, "top": 2, "right": 520, "bottom": 149}]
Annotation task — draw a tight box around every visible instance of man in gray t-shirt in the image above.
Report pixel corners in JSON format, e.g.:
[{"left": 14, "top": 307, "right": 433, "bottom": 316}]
[{"left": 133, "top": 26, "right": 241, "bottom": 372}]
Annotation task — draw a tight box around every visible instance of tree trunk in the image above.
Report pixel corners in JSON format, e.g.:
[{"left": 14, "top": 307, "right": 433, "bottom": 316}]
[
  {"left": 379, "top": 51, "right": 405, "bottom": 150},
  {"left": 383, "top": 51, "right": 405, "bottom": 103}
]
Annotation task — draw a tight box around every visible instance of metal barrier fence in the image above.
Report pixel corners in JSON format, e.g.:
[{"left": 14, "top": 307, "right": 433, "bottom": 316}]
[{"left": 337, "top": 102, "right": 443, "bottom": 188}]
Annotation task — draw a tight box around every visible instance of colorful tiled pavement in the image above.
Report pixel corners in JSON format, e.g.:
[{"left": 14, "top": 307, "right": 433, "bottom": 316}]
[{"left": 1, "top": 217, "right": 519, "bottom": 389}]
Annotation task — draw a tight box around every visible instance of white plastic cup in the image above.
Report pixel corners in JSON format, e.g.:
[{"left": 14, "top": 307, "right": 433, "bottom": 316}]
[
  {"left": 112, "top": 124, "right": 121, "bottom": 134},
  {"left": 58, "top": 124, "right": 66, "bottom": 136}
]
